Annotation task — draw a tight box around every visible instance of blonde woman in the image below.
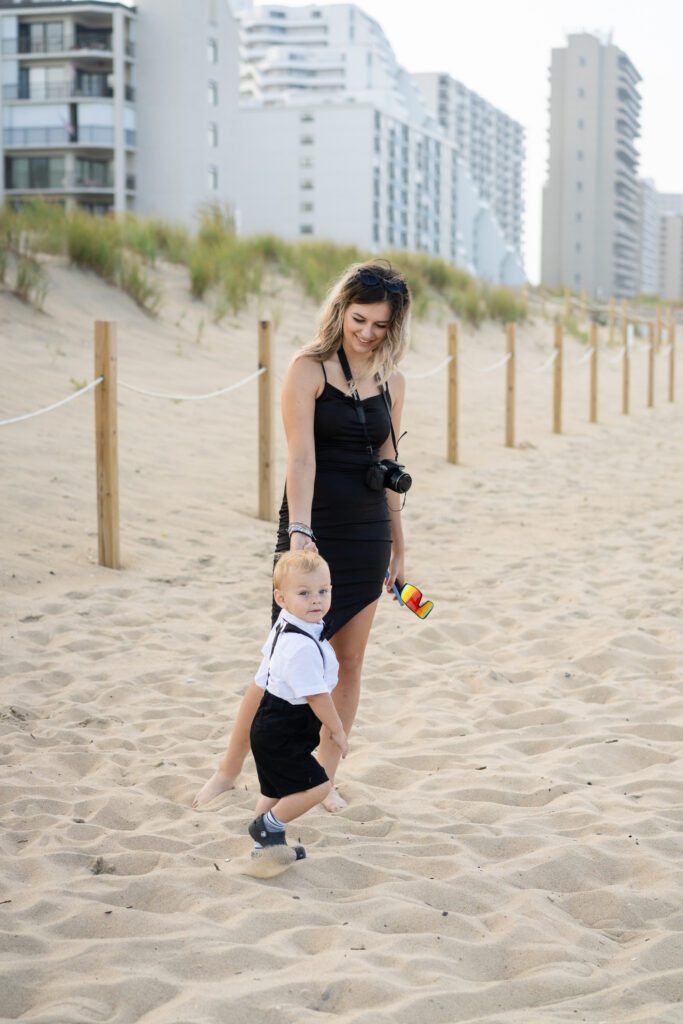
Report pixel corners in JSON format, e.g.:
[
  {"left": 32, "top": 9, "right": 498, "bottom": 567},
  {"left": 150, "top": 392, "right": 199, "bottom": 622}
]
[{"left": 194, "top": 261, "right": 411, "bottom": 813}]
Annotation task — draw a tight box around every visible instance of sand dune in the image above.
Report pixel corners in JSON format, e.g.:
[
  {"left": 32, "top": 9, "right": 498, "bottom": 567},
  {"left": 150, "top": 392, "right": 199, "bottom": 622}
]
[{"left": 1, "top": 258, "right": 682, "bottom": 1022}]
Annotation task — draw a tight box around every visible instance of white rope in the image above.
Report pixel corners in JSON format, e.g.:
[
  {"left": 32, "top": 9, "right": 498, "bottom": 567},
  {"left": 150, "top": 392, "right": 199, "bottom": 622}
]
[
  {"left": 119, "top": 366, "right": 266, "bottom": 402},
  {"left": 523, "top": 348, "right": 559, "bottom": 374},
  {"left": 0, "top": 377, "right": 103, "bottom": 427},
  {"left": 403, "top": 355, "right": 453, "bottom": 380},
  {"left": 460, "top": 351, "right": 512, "bottom": 374},
  {"left": 574, "top": 346, "right": 595, "bottom": 367}
]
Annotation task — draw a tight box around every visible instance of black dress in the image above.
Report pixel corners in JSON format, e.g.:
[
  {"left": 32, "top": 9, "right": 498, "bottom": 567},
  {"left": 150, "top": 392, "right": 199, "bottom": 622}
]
[{"left": 273, "top": 362, "right": 393, "bottom": 639}]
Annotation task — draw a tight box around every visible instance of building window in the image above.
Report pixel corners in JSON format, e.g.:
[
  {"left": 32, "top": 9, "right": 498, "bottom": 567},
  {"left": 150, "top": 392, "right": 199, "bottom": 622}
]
[
  {"left": 300, "top": 156, "right": 313, "bottom": 168},
  {"left": 208, "top": 80, "right": 218, "bottom": 105},
  {"left": 208, "top": 165, "right": 218, "bottom": 190},
  {"left": 577, "top": 150, "right": 584, "bottom": 160},
  {"left": 576, "top": 180, "right": 583, "bottom": 192},
  {"left": 300, "top": 224, "right": 314, "bottom": 235},
  {"left": 575, "top": 242, "right": 582, "bottom": 253},
  {"left": 300, "top": 180, "right": 314, "bottom": 190},
  {"left": 208, "top": 38, "right": 218, "bottom": 64},
  {"left": 300, "top": 112, "right": 314, "bottom": 123},
  {"left": 208, "top": 122, "right": 218, "bottom": 148},
  {"left": 579, "top": 56, "right": 586, "bottom": 66},
  {"left": 576, "top": 211, "right": 582, "bottom": 222},
  {"left": 300, "top": 202, "right": 314, "bottom": 212},
  {"left": 578, "top": 87, "right": 585, "bottom": 98},
  {"left": 300, "top": 135, "right": 314, "bottom": 145},
  {"left": 578, "top": 118, "right": 584, "bottom": 129}
]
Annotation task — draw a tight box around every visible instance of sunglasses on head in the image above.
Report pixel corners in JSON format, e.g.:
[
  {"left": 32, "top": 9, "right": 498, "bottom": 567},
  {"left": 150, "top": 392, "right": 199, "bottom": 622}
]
[{"left": 357, "top": 268, "right": 408, "bottom": 295}]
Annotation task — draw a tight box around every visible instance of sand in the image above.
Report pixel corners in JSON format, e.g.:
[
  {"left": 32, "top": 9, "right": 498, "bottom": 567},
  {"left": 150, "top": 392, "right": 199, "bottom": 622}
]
[{"left": 1, "top": 258, "right": 682, "bottom": 1023}]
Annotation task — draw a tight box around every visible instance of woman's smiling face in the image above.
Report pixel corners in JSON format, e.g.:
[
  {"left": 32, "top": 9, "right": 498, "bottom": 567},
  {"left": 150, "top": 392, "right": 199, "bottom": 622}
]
[{"left": 342, "top": 302, "right": 392, "bottom": 358}]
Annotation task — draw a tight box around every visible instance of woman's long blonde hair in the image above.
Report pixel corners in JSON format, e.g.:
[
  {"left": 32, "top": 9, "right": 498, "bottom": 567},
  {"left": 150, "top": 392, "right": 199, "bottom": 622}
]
[{"left": 298, "top": 261, "right": 411, "bottom": 383}]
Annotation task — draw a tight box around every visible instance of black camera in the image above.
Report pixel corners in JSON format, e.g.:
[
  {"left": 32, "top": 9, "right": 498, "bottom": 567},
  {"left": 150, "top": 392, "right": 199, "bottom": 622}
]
[{"left": 366, "top": 459, "right": 412, "bottom": 494}]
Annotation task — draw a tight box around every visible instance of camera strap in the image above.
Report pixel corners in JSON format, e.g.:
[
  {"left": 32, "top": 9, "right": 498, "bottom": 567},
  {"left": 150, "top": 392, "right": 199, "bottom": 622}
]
[{"left": 336, "top": 347, "right": 399, "bottom": 460}]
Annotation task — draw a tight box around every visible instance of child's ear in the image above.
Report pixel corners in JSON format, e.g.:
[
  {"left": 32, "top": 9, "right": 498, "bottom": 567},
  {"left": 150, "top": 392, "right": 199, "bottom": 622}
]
[{"left": 273, "top": 588, "right": 286, "bottom": 609}]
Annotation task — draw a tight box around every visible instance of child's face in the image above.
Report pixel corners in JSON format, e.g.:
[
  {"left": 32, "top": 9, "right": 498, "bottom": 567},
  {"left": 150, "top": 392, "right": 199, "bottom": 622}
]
[{"left": 274, "top": 566, "right": 332, "bottom": 623}]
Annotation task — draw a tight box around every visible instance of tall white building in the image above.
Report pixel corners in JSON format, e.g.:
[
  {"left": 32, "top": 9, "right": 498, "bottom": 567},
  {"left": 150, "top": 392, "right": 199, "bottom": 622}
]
[
  {"left": 659, "top": 214, "right": 683, "bottom": 300},
  {"left": 236, "top": 3, "right": 524, "bottom": 284},
  {"left": 413, "top": 73, "right": 524, "bottom": 258},
  {"left": 0, "top": 0, "right": 240, "bottom": 226},
  {"left": 134, "top": 0, "right": 239, "bottom": 226},
  {"left": 0, "top": 0, "right": 136, "bottom": 214},
  {"left": 541, "top": 32, "right": 641, "bottom": 299},
  {"left": 638, "top": 178, "right": 659, "bottom": 295}
]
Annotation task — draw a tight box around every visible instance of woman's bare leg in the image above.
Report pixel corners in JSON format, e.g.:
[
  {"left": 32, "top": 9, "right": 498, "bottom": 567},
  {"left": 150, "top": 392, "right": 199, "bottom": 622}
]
[
  {"left": 192, "top": 680, "right": 263, "bottom": 809},
  {"left": 319, "top": 599, "right": 379, "bottom": 813}
]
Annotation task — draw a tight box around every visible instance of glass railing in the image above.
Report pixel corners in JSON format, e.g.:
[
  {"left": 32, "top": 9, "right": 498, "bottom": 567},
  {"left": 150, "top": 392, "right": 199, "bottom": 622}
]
[
  {"left": 3, "top": 32, "right": 115, "bottom": 55},
  {"left": 3, "top": 125, "right": 115, "bottom": 146}
]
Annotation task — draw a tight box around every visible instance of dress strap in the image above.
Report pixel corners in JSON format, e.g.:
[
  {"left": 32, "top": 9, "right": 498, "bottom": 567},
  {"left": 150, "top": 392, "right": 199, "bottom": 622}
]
[{"left": 321, "top": 361, "right": 328, "bottom": 383}]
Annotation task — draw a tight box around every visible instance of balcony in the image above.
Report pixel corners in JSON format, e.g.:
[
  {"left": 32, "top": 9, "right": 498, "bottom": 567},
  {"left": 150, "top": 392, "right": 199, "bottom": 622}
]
[
  {"left": 3, "top": 30, "right": 114, "bottom": 56},
  {"left": 6, "top": 175, "right": 115, "bottom": 194},
  {"left": 3, "top": 125, "right": 116, "bottom": 147},
  {"left": 3, "top": 82, "right": 135, "bottom": 102}
]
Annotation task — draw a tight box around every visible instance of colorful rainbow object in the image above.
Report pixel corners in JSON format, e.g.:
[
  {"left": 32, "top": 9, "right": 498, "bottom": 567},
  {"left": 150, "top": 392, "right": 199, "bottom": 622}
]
[{"left": 400, "top": 583, "right": 434, "bottom": 619}]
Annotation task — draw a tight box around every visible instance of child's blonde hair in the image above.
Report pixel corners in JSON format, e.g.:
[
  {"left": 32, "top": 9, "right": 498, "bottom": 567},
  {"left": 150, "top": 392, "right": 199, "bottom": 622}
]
[{"left": 273, "top": 550, "right": 330, "bottom": 591}]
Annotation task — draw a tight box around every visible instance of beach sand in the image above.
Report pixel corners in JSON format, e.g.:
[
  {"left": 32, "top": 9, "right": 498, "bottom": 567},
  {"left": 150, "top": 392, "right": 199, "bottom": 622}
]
[{"left": 1, "top": 259, "right": 682, "bottom": 1023}]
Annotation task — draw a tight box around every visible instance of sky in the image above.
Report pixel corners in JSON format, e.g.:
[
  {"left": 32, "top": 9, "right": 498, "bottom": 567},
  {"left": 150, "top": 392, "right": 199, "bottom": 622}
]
[{"left": 281, "top": 0, "right": 683, "bottom": 282}]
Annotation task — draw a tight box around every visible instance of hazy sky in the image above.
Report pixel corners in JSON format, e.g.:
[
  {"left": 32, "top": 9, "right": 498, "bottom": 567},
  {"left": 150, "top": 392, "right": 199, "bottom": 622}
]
[{"left": 282, "top": 0, "right": 683, "bottom": 282}]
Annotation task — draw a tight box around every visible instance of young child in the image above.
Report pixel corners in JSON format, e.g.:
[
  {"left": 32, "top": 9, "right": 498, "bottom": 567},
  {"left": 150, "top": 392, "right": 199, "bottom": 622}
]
[{"left": 248, "top": 550, "right": 348, "bottom": 853}]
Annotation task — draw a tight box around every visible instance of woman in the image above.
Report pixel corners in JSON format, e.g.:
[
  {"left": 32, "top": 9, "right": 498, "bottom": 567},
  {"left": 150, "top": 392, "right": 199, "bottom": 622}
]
[{"left": 193, "top": 261, "right": 411, "bottom": 813}]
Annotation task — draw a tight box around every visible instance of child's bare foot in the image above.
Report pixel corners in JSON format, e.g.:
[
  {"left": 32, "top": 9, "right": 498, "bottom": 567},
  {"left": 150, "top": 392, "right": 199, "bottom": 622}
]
[
  {"left": 192, "top": 769, "right": 237, "bottom": 809},
  {"left": 322, "top": 787, "right": 347, "bottom": 814}
]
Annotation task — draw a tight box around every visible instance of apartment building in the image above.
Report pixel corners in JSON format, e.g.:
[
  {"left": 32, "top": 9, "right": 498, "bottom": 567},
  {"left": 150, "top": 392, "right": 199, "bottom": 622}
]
[
  {"left": 638, "top": 178, "right": 659, "bottom": 295},
  {"left": 134, "top": 0, "right": 239, "bottom": 226},
  {"left": 0, "top": 0, "right": 240, "bottom": 226},
  {"left": 236, "top": 3, "right": 524, "bottom": 284},
  {"left": 659, "top": 214, "right": 683, "bottom": 300},
  {"left": 414, "top": 73, "right": 524, "bottom": 258},
  {"left": 541, "top": 32, "right": 641, "bottom": 299},
  {"left": 0, "top": 0, "right": 136, "bottom": 214}
]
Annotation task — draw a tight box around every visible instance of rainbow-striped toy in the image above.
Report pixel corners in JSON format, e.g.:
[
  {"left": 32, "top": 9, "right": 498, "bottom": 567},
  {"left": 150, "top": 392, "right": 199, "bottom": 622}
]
[{"left": 391, "top": 579, "right": 434, "bottom": 619}]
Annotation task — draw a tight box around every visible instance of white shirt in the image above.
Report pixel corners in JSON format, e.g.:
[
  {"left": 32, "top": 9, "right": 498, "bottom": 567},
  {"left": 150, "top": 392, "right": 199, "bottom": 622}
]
[{"left": 254, "top": 610, "right": 339, "bottom": 705}]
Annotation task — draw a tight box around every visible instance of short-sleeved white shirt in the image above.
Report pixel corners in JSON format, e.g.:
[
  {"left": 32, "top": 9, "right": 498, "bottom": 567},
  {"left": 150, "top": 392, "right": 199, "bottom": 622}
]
[{"left": 254, "top": 610, "right": 339, "bottom": 705}]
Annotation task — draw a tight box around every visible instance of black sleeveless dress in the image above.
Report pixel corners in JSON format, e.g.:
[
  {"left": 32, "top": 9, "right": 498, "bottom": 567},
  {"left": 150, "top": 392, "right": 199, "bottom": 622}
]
[{"left": 273, "top": 363, "right": 393, "bottom": 639}]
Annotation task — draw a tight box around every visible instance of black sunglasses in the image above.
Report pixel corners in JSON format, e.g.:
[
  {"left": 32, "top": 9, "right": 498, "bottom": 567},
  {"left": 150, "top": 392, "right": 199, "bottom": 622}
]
[{"left": 357, "top": 268, "right": 408, "bottom": 295}]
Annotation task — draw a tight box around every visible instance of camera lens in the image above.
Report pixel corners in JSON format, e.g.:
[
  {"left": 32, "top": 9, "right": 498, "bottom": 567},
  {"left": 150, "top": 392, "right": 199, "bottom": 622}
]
[{"left": 392, "top": 469, "right": 412, "bottom": 493}]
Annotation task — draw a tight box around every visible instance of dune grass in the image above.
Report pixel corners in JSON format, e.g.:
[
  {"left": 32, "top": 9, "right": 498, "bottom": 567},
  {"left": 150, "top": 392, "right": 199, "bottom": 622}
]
[{"left": 0, "top": 200, "right": 528, "bottom": 324}]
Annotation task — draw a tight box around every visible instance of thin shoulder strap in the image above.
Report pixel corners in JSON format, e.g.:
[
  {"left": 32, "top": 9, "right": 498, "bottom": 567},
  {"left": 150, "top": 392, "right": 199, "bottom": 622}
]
[
  {"left": 282, "top": 622, "right": 325, "bottom": 662},
  {"left": 320, "top": 361, "right": 328, "bottom": 384}
]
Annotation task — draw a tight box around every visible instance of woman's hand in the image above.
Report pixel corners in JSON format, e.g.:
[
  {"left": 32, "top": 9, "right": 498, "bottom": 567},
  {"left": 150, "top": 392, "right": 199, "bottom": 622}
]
[
  {"left": 385, "top": 547, "right": 405, "bottom": 598},
  {"left": 289, "top": 530, "right": 318, "bottom": 554}
]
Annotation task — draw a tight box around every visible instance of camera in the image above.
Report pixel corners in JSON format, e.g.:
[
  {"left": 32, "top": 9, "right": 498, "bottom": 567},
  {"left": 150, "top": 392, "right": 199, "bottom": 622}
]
[{"left": 366, "top": 458, "right": 412, "bottom": 494}]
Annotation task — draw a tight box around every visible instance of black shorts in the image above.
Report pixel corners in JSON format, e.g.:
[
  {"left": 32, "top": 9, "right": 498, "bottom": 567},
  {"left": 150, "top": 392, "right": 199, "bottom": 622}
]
[{"left": 250, "top": 690, "right": 329, "bottom": 799}]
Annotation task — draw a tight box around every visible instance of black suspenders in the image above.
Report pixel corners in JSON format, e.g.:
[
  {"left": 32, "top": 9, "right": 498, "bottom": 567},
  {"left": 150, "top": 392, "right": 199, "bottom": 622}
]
[{"left": 265, "top": 622, "right": 324, "bottom": 690}]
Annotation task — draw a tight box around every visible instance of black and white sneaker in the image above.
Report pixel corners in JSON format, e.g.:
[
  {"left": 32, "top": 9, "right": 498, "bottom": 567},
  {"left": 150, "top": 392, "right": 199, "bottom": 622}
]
[{"left": 248, "top": 813, "right": 287, "bottom": 847}]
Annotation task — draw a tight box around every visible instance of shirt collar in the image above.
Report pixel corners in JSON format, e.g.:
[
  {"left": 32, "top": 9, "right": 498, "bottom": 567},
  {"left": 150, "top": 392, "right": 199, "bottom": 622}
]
[{"left": 279, "top": 608, "right": 325, "bottom": 640}]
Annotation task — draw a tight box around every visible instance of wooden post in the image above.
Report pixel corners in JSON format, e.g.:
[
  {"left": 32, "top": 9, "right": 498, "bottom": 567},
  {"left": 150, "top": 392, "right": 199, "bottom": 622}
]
[
  {"left": 608, "top": 296, "right": 615, "bottom": 344},
  {"left": 258, "top": 319, "right": 274, "bottom": 522},
  {"left": 553, "top": 319, "right": 563, "bottom": 434},
  {"left": 589, "top": 320, "right": 598, "bottom": 424},
  {"left": 447, "top": 322, "right": 458, "bottom": 465},
  {"left": 622, "top": 315, "right": 630, "bottom": 416},
  {"left": 94, "top": 320, "right": 120, "bottom": 569},
  {"left": 647, "top": 322, "right": 655, "bottom": 409},
  {"left": 655, "top": 305, "right": 662, "bottom": 352},
  {"left": 505, "top": 322, "right": 515, "bottom": 448},
  {"left": 579, "top": 288, "right": 588, "bottom": 327},
  {"left": 563, "top": 287, "right": 570, "bottom": 320},
  {"left": 669, "top": 317, "right": 676, "bottom": 403}
]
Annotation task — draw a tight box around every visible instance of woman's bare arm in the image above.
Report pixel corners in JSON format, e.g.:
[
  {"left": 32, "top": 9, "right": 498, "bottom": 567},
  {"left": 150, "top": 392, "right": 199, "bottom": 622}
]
[
  {"left": 281, "top": 356, "right": 323, "bottom": 533},
  {"left": 379, "top": 370, "right": 406, "bottom": 589}
]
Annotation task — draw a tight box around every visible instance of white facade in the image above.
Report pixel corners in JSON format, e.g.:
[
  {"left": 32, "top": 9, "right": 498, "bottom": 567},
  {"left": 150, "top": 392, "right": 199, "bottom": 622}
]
[
  {"left": 542, "top": 33, "right": 642, "bottom": 299},
  {"left": 659, "top": 193, "right": 683, "bottom": 216},
  {"left": 414, "top": 72, "right": 525, "bottom": 258},
  {"left": 659, "top": 214, "right": 683, "bottom": 300},
  {"left": 236, "top": 3, "right": 524, "bottom": 285},
  {"left": 0, "top": 0, "right": 136, "bottom": 213},
  {"left": 134, "top": 0, "right": 239, "bottom": 226},
  {"left": 638, "top": 178, "right": 659, "bottom": 295}
]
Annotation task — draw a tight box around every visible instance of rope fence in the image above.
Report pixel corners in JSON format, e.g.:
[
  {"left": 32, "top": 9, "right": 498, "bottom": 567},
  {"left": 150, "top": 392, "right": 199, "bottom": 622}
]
[{"left": 1, "top": 309, "right": 678, "bottom": 571}]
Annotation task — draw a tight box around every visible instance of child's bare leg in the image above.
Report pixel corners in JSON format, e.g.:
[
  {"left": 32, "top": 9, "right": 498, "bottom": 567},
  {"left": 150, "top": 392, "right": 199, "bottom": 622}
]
[
  {"left": 192, "top": 681, "right": 263, "bottom": 809},
  {"left": 273, "top": 781, "right": 331, "bottom": 824},
  {"left": 255, "top": 794, "right": 278, "bottom": 816}
]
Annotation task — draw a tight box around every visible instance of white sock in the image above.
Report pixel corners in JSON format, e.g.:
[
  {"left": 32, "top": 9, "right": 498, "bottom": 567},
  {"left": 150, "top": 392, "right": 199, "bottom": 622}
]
[{"left": 264, "top": 809, "right": 286, "bottom": 832}]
